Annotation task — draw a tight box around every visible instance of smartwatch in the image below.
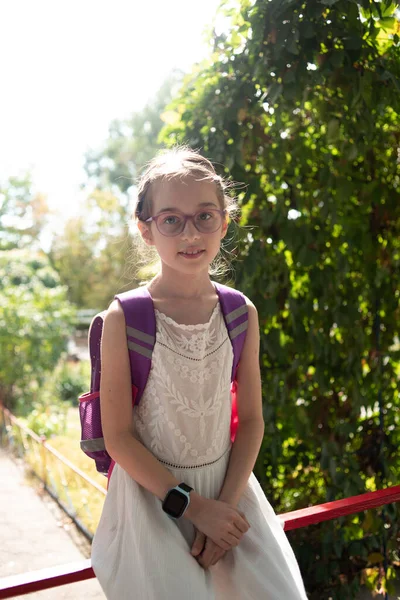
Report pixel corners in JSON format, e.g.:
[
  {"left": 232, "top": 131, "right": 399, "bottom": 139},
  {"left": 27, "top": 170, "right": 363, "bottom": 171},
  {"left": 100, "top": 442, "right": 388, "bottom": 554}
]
[{"left": 162, "top": 482, "right": 193, "bottom": 520}]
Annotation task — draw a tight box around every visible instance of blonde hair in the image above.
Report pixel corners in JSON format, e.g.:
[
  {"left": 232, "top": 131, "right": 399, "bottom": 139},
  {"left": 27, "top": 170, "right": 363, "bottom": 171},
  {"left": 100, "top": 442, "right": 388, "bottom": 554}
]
[{"left": 131, "top": 146, "right": 239, "bottom": 282}]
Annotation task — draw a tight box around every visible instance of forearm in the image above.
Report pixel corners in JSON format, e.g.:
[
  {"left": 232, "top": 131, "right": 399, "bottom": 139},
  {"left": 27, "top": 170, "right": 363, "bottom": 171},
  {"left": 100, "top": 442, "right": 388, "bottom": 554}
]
[
  {"left": 106, "top": 433, "right": 180, "bottom": 501},
  {"left": 218, "top": 419, "right": 265, "bottom": 507},
  {"left": 107, "top": 433, "right": 217, "bottom": 522}
]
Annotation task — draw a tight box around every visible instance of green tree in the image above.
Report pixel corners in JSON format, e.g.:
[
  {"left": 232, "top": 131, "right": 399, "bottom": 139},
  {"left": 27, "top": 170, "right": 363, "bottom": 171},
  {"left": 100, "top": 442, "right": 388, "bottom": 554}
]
[
  {"left": 0, "top": 250, "right": 75, "bottom": 411},
  {"left": 49, "top": 190, "right": 139, "bottom": 309},
  {"left": 0, "top": 174, "right": 49, "bottom": 250},
  {"left": 160, "top": 1, "right": 400, "bottom": 597}
]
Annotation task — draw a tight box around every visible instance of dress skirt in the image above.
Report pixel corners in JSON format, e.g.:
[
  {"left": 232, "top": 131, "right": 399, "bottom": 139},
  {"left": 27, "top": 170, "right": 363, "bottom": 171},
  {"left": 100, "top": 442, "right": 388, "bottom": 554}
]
[{"left": 92, "top": 448, "right": 308, "bottom": 600}]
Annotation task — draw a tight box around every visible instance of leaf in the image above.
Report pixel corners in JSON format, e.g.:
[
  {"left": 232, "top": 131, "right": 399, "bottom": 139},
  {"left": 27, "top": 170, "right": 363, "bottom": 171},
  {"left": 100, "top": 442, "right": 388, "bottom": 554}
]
[
  {"left": 287, "top": 39, "right": 300, "bottom": 55},
  {"left": 367, "top": 552, "right": 384, "bottom": 564},
  {"left": 160, "top": 110, "right": 181, "bottom": 126},
  {"left": 378, "top": 17, "right": 396, "bottom": 30},
  {"left": 327, "top": 119, "right": 340, "bottom": 143},
  {"left": 319, "top": 0, "right": 340, "bottom": 5},
  {"left": 237, "top": 108, "right": 247, "bottom": 121},
  {"left": 344, "top": 37, "right": 362, "bottom": 50},
  {"left": 283, "top": 70, "right": 296, "bottom": 84},
  {"left": 302, "top": 23, "right": 315, "bottom": 39},
  {"left": 330, "top": 50, "right": 345, "bottom": 68},
  {"left": 267, "top": 83, "right": 283, "bottom": 104}
]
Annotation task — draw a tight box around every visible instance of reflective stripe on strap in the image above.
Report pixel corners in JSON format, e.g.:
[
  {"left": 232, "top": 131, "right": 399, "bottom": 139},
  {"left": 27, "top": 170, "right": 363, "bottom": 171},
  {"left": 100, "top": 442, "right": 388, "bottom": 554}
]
[
  {"left": 225, "top": 304, "right": 248, "bottom": 324},
  {"left": 230, "top": 320, "right": 248, "bottom": 340},
  {"left": 80, "top": 438, "right": 106, "bottom": 452},
  {"left": 126, "top": 326, "right": 155, "bottom": 345},
  {"left": 127, "top": 340, "right": 153, "bottom": 359}
]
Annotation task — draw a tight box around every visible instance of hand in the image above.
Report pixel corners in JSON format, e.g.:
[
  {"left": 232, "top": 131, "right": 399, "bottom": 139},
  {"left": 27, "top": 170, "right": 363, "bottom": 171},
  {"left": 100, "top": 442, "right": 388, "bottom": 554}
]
[
  {"left": 191, "top": 528, "right": 227, "bottom": 569},
  {"left": 186, "top": 494, "right": 250, "bottom": 551}
]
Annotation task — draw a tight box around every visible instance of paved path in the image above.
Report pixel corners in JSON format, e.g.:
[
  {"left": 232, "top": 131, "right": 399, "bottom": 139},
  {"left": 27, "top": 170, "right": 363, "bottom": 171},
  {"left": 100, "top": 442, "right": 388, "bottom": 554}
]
[{"left": 0, "top": 448, "right": 105, "bottom": 599}]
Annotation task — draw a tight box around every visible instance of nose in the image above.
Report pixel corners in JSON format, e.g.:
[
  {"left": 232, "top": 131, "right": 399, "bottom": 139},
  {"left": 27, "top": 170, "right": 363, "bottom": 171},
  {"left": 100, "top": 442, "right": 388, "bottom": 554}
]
[{"left": 181, "top": 216, "right": 200, "bottom": 240}]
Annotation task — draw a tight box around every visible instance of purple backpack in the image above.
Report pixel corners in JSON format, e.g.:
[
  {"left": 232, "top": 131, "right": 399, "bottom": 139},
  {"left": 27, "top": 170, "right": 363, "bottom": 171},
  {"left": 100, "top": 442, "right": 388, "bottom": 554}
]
[{"left": 79, "top": 283, "right": 248, "bottom": 476}]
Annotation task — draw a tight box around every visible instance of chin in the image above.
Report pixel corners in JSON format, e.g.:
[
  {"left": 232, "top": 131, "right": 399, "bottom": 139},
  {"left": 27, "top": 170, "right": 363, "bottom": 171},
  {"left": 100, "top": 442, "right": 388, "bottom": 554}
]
[{"left": 168, "top": 257, "right": 210, "bottom": 275}]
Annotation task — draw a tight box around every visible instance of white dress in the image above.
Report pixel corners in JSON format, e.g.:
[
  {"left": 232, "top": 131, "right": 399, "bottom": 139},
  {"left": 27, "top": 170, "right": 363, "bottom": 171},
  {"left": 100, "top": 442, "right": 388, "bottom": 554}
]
[{"left": 91, "top": 303, "right": 308, "bottom": 600}]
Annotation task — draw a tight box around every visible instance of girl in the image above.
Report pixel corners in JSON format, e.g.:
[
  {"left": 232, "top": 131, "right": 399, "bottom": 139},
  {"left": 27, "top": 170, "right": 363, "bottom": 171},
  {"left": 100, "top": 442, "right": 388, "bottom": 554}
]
[{"left": 91, "top": 147, "right": 308, "bottom": 599}]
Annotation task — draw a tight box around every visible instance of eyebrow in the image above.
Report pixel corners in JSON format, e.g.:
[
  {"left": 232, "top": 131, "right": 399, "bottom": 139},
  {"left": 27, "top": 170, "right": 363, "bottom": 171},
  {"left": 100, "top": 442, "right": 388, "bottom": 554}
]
[{"left": 156, "top": 202, "right": 219, "bottom": 214}]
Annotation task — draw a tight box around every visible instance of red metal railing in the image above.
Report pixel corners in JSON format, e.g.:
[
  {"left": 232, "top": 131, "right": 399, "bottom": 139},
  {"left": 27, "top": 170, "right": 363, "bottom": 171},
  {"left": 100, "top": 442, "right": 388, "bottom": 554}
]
[{"left": 0, "top": 484, "right": 399, "bottom": 599}]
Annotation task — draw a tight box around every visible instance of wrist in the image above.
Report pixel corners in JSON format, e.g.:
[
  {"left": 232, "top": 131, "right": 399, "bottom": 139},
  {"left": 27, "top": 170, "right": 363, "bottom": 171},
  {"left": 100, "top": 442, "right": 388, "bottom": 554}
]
[
  {"left": 184, "top": 491, "right": 206, "bottom": 522},
  {"left": 218, "top": 493, "right": 239, "bottom": 508}
]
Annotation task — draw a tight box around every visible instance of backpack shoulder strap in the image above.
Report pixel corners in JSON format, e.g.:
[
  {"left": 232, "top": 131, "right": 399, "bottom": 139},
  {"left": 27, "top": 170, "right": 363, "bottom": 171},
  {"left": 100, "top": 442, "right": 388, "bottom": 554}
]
[
  {"left": 214, "top": 282, "right": 248, "bottom": 381},
  {"left": 114, "top": 286, "right": 155, "bottom": 403},
  {"left": 89, "top": 311, "right": 106, "bottom": 393}
]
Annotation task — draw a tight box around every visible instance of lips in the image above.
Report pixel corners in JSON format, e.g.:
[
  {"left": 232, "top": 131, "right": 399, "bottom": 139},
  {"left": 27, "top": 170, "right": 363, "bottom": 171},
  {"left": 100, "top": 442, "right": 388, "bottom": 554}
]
[
  {"left": 178, "top": 249, "right": 205, "bottom": 259},
  {"left": 179, "top": 249, "right": 204, "bottom": 255}
]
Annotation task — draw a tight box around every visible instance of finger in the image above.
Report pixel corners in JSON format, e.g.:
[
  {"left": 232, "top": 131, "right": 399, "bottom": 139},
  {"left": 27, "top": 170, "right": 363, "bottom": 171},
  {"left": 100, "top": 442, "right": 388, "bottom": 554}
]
[
  {"left": 221, "top": 532, "right": 241, "bottom": 548},
  {"left": 234, "top": 516, "right": 250, "bottom": 534},
  {"left": 239, "top": 511, "right": 251, "bottom": 527},
  {"left": 191, "top": 530, "right": 206, "bottom": 557},
  {"left": 217, "top": 538, "right": 231, "bottom": 551},
  {"left": 198, "top": 539, "right": 215, "bottom": 569},
  {"left": 225, "top": 527, "right": 242, "bottom": 544},
  {"left": 211, "top": 550, "right": 225, "bottom": 566},
  {"left": 198, "top": 552, "right": 214, "bottom": 570}
]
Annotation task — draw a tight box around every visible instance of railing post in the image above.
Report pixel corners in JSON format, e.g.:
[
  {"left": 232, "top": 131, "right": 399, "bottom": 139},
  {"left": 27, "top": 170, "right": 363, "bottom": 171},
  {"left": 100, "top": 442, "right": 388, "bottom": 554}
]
[{"left": 40, "top": 435, "right": 47, "bottom": 488}]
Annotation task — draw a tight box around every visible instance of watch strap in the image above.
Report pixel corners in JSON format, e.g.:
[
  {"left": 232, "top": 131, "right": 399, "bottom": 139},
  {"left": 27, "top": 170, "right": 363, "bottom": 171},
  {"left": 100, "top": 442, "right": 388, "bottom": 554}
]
[{"left": 178, "top": 482, "right": 193, "bottom": 493}]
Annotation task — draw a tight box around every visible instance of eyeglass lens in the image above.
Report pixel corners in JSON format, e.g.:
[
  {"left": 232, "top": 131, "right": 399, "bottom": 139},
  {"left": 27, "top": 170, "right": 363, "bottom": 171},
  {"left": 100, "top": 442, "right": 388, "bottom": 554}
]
[{"left": 157, "top": 211, "right": 223, "bottom": 236}]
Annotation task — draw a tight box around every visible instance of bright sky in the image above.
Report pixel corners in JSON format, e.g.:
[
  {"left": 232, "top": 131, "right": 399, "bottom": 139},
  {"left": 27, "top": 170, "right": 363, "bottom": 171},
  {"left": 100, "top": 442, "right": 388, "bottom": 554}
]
[{"left": 0, "top": 0, "right": 220, "bottom": 222}]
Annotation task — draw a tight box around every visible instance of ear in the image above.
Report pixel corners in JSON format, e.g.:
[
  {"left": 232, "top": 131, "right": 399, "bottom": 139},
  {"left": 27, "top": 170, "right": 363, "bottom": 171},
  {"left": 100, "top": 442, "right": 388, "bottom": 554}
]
[
  {"left": 220, "top": 215, "right": 229, "bottom": 240},
  {"left": 137, "top": 220, "right": 155, "bottom": 246}
]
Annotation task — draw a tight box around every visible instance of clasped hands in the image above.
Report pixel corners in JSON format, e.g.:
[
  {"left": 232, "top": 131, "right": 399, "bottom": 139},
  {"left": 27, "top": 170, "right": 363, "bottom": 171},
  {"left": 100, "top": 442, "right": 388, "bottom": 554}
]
[
  {"left": 188, "top": 497, "right": 250, "bottom": 570},
  {"left": 191, "top": 528, "right": 228, "bottom": 569}
]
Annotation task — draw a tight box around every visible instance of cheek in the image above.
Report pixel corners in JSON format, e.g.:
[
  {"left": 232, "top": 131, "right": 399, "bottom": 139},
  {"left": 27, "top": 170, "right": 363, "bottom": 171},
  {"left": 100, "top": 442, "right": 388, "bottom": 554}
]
[{"left": 155, "top": 236, "right": 178, "bottom": 256}]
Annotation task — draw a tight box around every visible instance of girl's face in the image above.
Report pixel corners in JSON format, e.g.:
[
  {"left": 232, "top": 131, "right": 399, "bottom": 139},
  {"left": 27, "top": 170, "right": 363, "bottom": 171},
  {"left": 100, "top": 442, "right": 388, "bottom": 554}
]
[{"left": 138, "top": 177, "right": 228, "bottom": 276}]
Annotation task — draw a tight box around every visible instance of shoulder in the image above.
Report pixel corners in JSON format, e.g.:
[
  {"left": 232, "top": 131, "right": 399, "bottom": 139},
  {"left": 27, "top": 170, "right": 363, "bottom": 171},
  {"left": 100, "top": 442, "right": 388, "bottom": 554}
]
[
  {"left": 214, "top": 281, "right": 257, "bottom": 318},
  {"left": 242, "top": 295, "right": 259, "bottom": 346},
  {"left": 102, "top": 299, "right": 126, "bottom": 337},
  {"left": 105, "top": 298, "right": 124, "bottom": 319},
  {"left": 243, "top": 294, "right": 258, "bottom": 319},
  {"left": 236, "top": 291, "right": 258, "bottom": 331}
]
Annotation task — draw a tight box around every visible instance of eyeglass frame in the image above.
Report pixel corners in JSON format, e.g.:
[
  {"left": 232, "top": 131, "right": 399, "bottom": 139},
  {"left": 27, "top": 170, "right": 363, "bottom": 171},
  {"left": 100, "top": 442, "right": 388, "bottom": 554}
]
[{"left": 143, "top": 208, "right": 227, "bottom": 237}]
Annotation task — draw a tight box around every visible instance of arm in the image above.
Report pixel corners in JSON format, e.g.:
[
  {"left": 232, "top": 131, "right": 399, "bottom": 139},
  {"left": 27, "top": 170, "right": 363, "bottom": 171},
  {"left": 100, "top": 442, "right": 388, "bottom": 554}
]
[
  {"left": 218, "top": 299, "right": 265, "bottom": 507},
  {"left": 100, "top": 299, "right": 182, "bottom": 501},
  {"left": 192, "top": 299, "right": 264, "bottom": 569}
]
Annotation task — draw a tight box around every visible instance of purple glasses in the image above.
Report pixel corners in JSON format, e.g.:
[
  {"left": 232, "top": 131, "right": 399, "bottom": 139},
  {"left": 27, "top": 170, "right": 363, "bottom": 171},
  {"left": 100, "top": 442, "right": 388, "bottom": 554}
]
[{"left": 145, "top": 209, "right": 226, "bottom": 237}]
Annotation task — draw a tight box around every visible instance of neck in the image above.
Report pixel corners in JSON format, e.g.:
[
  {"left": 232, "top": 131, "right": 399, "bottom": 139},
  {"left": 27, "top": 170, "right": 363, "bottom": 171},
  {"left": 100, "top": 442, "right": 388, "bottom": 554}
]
[{"left": 150, "top": 264, "right": 215, "bottom": 300}]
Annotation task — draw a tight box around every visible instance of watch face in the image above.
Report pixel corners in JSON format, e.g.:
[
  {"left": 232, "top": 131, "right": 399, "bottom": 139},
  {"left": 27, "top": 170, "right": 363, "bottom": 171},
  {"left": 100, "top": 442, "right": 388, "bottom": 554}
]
[{"left": 163, "top": 489, "right": 188, "bottom": 519}]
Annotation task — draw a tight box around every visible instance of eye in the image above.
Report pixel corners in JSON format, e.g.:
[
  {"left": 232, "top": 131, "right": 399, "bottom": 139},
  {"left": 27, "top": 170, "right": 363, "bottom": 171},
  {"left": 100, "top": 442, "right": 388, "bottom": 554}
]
[
  {"left": 163, "top": 214, "right": 181, "bottom": 225},
  {"left": 197, "top": 211, "right": 214, "bottom": 221}
]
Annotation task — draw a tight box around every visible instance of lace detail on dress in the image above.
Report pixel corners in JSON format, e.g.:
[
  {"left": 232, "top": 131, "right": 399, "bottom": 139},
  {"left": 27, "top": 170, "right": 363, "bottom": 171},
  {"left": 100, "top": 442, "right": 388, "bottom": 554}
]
[
  {"left": 156, "top": 303, "right": 228, "bottom": 360},
  {"left": 163, "top": 345, "right": 228, "bottom": 381},
  {"left": 154, "top": 302, "right": 220, "bottom": 331},
  {"left": 133, "top": 304, "right": 233, "bottom": 467}
]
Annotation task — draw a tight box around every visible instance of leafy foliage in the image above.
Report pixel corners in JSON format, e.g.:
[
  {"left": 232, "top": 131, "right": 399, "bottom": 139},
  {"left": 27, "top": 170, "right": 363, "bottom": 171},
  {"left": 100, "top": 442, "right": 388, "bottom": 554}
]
[
  {"left": 24, "top": 359, "right": 90, "bottom": 437},
  {"left": 49, "top": 190, "right": 140, "bottom": 309},
  {"left": 53, "top": 359, "right": 90, "bottom": 404},
  {"left": 0, "top": 174, "right": 49, "bottom": 250},
  {"left": 0, "top": 250, "right": 75, "bottom": 411},
  {"left": 159, "top": 0, "right": 400, "bottom": 597}
]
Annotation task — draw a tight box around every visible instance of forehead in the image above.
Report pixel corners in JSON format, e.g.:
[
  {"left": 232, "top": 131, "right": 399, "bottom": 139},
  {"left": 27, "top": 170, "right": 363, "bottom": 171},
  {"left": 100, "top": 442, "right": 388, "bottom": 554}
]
[{"left": 151, "top": 177, "right": 220, "bottom": 213}]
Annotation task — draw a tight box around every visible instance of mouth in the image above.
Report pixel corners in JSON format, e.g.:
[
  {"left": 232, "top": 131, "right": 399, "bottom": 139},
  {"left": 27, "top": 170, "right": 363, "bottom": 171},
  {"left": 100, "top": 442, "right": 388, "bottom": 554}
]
[{"left": 178, "top": 249, "right": 205, "bottom": 259}]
